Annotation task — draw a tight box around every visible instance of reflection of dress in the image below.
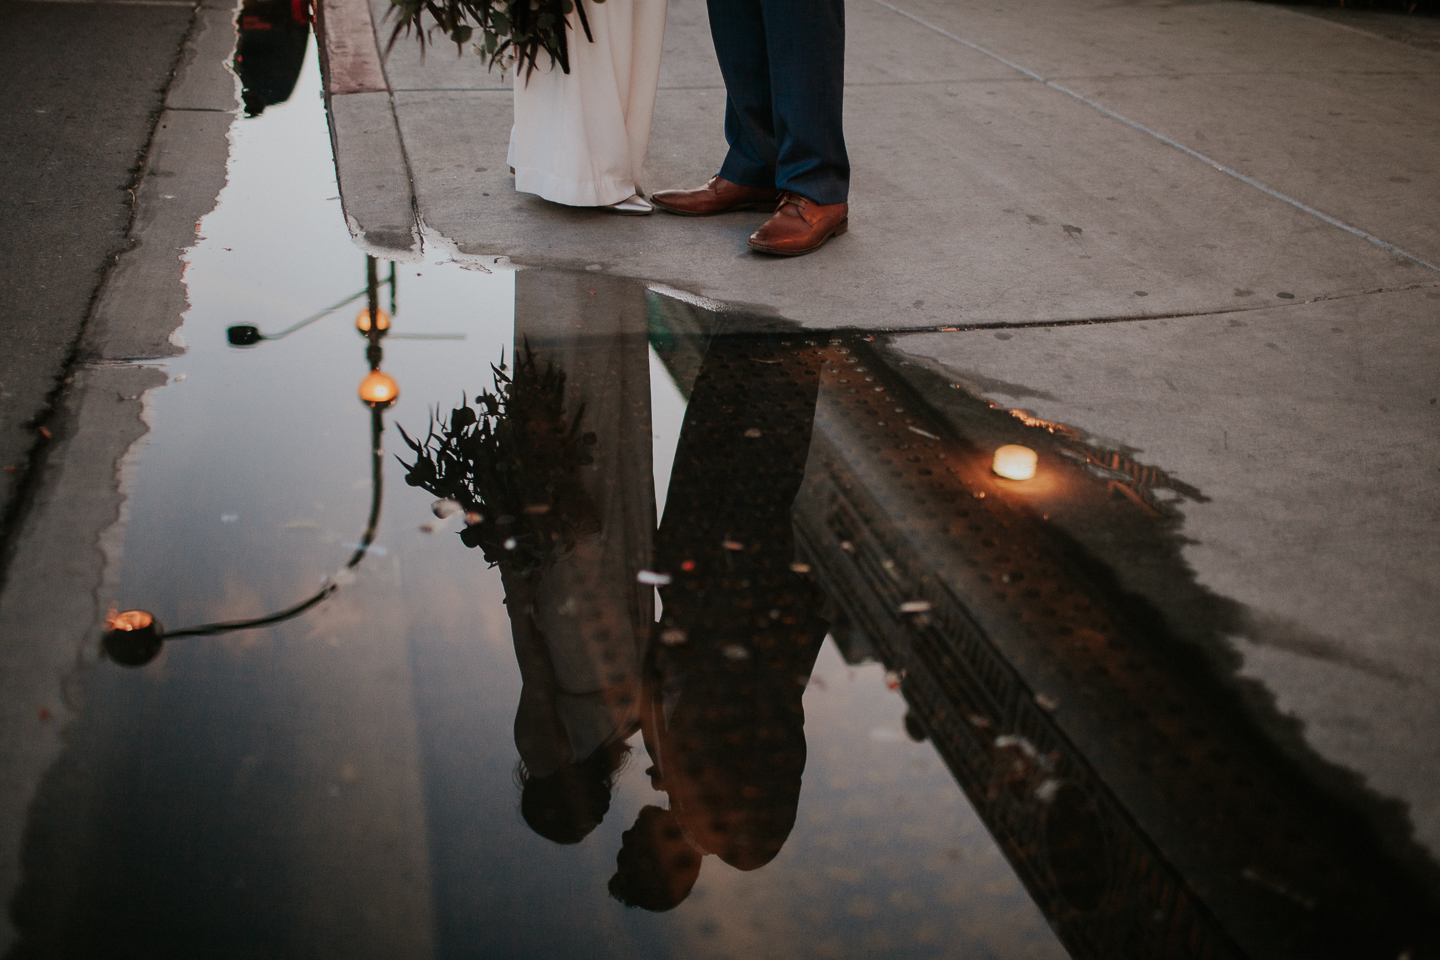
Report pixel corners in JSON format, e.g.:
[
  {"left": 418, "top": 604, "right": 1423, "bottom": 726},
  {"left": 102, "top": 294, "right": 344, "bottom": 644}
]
[
  {"left": 507, "top": 0, "right": 668, "bottom": 206},
  {"left": 506, "top": 271, "right": 656, "bottom": 777}
]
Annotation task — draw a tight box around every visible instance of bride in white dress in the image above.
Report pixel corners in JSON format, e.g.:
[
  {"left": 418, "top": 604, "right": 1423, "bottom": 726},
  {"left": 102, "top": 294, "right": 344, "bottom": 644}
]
[{"left": 507, "top": 0, "right": 668, "bottom": 214}]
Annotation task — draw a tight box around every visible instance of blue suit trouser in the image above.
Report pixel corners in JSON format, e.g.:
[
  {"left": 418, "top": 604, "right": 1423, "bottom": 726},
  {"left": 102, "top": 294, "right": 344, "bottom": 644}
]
[{"left": 706, "top": 0, "right": 850, "bottom": 205}]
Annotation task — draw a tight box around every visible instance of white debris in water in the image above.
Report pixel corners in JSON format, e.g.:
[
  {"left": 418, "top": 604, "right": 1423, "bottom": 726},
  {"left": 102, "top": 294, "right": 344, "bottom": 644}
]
[
  {"left": 636, "top": 570, "right": 672, "bottom": 586},
  {"left": 721, "top": 644, "right": 751, "bottom": 661},
  {"left": 431, "top": 498, "right": 462, "bottom": 519},
  {"left": 898, "top": 600, "right": 932, "bottom": 614},
  {"left": 994, "top": 734, "right": 1038, "bottom": 758}
]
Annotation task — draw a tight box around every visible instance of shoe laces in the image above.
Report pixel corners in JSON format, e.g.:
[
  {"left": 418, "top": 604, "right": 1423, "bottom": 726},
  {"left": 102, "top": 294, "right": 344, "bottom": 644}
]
[{"left": 775, "top": 191, "right": 817, "bottom": 223}]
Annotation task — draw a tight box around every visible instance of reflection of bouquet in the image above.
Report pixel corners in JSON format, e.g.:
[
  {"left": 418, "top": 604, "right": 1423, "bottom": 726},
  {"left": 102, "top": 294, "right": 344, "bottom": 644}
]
[
  {"left": 384, "top": 0, "right": 602, "bottom": 78},
  {"left": 399, "top": 344, "right": 599, "bottom": 575}
]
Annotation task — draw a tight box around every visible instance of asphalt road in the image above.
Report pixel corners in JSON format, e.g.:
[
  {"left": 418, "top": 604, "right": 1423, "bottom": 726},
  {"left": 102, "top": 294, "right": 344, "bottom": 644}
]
[{"left": 0, "top": 0, "right": 197, "bottom": 578}]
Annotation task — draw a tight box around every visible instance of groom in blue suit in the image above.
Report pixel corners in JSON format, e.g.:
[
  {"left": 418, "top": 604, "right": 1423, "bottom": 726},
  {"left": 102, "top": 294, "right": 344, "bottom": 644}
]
[{"left": 651, "top": 0, "right": 850, "bottom": 256}]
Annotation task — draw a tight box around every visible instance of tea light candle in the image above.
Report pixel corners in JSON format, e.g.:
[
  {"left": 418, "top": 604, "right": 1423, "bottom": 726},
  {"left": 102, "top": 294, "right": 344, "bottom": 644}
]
[{"left": 992, "top": 444, "right": 1037, "bottom": 480}]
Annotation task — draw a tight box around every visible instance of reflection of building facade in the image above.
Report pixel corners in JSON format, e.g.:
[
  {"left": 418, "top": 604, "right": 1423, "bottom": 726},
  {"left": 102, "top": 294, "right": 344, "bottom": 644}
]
[
  {"left": 795, "top": 387, "right": 1243, "bottom": 960},
  {"left": 645, "top": 296, "right": 1440, "bottom": 960}
]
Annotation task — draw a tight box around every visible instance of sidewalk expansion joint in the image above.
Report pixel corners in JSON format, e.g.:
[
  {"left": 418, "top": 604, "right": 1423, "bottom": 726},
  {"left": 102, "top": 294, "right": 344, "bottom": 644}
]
[
  {"left": 389, "top": 86, "right": 513, "bottom": 93},
  {"left": 871, "top": 0, "right": 1440, "bottom": 278},
  {"left": 871, "top": 281, "right": 1440, "bottom": 334}
]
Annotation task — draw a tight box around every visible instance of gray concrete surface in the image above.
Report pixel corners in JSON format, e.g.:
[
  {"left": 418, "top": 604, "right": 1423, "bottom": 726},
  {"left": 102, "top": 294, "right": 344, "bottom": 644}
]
[
  {"left": 354, "top": 0, "right": 1440, "bottom": 328},
  {"left": 0, "top": 0, "right": 199, "bottom": 548}
]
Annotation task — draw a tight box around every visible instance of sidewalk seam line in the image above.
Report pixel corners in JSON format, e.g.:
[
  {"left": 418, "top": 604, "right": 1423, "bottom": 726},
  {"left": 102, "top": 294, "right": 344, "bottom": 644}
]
[
  {"left": 870, "top": 0, "right": 1440, "bottom": 277},
  {"left": 869, "top": 281, "right": 1440, "bottom": 333},
  {"left": 1290, "top": 6, "right": 1440, "bottom": 54}
]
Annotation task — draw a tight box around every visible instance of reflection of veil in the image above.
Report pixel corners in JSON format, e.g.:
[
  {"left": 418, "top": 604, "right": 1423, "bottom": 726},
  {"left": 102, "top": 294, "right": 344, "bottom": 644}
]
[
  {"left": 611, "top": 333, "right": 828, "bottom": 908},
  {"left": 402, "top": 271, "right": 655, "bottom": 838}
]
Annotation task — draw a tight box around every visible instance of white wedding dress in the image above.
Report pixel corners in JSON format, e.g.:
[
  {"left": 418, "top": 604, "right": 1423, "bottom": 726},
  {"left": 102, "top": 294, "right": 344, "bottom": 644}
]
[{"left": 507, "top": 0, "right": 668, "bottom": 207}]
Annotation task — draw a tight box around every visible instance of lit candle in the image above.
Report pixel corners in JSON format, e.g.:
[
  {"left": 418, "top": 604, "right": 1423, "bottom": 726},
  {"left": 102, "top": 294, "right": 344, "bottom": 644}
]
[{"left": 992, "top": 445, "right": 1037, "bottom": 480}]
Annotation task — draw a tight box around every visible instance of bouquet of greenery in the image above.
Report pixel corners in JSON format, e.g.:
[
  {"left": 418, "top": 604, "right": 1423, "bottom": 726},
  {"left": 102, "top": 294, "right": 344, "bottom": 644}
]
[
  {"left": 398, "top": 344, "right": 600, "bottom": 577},
  {"left": 384, "top": 0, "right": 602, "bottom": 77}
]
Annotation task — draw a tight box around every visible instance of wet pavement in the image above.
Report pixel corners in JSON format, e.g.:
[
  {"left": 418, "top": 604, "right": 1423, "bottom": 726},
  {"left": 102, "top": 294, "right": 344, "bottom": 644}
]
[
  {"left": 3, "top": 47, "right": 1082, "bottom": 960},
  {"left": 2, "top": 3, "right": 1440, "bottom": 960}
]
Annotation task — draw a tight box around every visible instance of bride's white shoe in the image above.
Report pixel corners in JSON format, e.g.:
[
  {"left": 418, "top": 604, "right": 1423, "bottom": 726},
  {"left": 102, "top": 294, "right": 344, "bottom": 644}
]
[{"left": 605, "top": 194, "right": 653, "bottom": 216}]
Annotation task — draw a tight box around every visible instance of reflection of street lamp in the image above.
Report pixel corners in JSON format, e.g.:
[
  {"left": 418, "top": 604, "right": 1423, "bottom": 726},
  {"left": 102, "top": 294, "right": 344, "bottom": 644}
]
[
  {"left": 226, "top": 258, "right": 459, "bottom": 348},
  {"left": 358, "top": 255, "right": 399, "bottom": 408},
  {"left": 359, "top": 371, "right": 399, "bottom": 406},
  {"left": 227, "top": 259, "right": 394, "bottom": 346},
  {"left": 106, "top": 254, "right": 407, "bottom": 667},
  {"left": 356, "top": 308, "right": 391, "bottom": 334},
  {"left": 226, "top": 288, "right": 369, "bottom": 346}
]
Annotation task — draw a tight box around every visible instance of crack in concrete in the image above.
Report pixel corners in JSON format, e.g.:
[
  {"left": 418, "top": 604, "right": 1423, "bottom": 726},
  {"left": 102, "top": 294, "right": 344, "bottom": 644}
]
[{"left": 849, "top": 280, "right": 1440, "bottom": 333}]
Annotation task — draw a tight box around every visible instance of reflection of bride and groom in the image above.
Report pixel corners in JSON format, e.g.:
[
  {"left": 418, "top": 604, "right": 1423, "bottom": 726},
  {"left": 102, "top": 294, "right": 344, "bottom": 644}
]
[{"left": 401, "top": 272, "right": 827, "bottom": 910}]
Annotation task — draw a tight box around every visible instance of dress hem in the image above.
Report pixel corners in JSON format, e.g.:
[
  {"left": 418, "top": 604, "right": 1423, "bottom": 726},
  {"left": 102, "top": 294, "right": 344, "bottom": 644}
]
[{"left": 513, "top": 167, "right": 638, "bottom": 208}]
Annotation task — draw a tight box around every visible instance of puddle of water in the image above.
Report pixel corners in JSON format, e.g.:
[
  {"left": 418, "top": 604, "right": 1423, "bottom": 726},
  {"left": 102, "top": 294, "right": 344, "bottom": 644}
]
[
  {"left": 6, "top": 41, "right": 1064, "bottom": 960},
  {"left": 9, "top": 29, "right": 1437, "bottom": 960}
]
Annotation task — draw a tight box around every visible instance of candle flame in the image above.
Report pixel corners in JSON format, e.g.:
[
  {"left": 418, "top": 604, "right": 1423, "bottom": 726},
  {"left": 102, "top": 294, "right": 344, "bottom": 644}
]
[{"left": 992, "top": 445, "right": 1038, "bottom": 481}]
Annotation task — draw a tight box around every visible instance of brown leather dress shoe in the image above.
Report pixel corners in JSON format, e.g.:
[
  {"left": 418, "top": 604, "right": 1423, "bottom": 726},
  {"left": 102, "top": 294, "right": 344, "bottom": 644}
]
[
  {"left": 651, "top": 176, "right": 782, "bottom": 216},
  {"left": 747, "top": 193, "right": 848, "bottom": 256}
]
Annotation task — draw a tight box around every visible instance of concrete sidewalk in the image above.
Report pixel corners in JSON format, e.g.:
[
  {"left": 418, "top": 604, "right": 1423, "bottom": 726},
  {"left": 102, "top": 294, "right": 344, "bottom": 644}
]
[
  {"left": 323, "top": 0, "right": 1440, "bottom": 915},
  {"left": 327, "top": 0, "right": 1439, "bottom": 327}
]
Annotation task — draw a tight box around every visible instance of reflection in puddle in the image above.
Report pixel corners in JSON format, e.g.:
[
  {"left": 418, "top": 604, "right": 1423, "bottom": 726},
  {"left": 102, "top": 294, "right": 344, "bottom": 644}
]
[
  {"left": 7, "top": 32, "right": 1436, "bottom": 960},
  {"left": 235, "top": 0, "right": 311, "bottom": 118}
]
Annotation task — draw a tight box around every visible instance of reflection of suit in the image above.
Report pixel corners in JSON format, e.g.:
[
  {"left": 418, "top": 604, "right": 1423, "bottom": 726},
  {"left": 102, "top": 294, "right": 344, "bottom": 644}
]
[
  {"left": 506, "top": 272, "right": 656, "bottom": 777},
  {"left": 642, "top": 335, "right": 828, "bottom": 869}
]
